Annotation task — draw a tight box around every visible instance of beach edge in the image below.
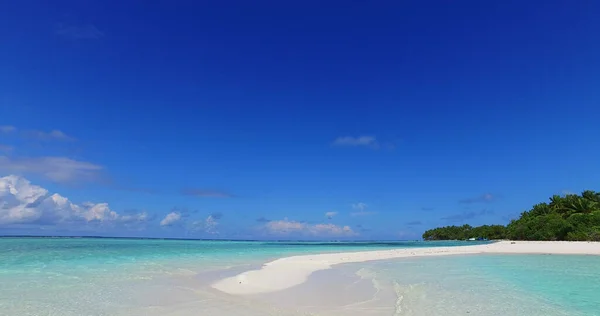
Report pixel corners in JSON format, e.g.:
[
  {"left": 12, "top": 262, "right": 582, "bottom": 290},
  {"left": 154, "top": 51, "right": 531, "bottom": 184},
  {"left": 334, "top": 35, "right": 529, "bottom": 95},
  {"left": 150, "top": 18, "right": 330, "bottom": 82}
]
[{"left": 211, "top": 241, "right": 600, "bottom": 295}]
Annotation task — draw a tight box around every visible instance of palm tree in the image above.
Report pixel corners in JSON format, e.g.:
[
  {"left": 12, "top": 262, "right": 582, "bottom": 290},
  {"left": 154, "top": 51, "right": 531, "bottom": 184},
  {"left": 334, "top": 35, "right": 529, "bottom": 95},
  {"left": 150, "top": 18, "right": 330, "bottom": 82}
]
[
  {"left": 582, "top": 190, "right": 600, "bottom": 203},
  {"left": 565, "top": 198, "right": 599, "bottom": 216},
  {"left": 549, "top": 195, "right": 569, "bottom": 216},
  {"left": 530, "top": 203, "right": 551, "bottom": 217}
]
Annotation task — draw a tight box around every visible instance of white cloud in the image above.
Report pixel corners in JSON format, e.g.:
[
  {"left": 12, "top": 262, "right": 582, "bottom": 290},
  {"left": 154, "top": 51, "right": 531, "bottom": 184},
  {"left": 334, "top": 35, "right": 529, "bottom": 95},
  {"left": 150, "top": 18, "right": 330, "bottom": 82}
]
[
  {"left": 312, "top": 223, "right": 354, "bottom": 235},
  {"left": 160, "top": 212, "right": 181, "bottom": 226},
  {"left": 119, "top": 212, "right": 149, "bottom": 223},
  {"left": 332, "top": 136, "right": 378, "bottom": 148},
  {"left": 264, "top": 218, "right": 356, "bottom": 237},
  {"left": 78, "top": 202, "right": 118, "bottom": 222},
  {"left": 0, "top": 175, "right": 147, "bottom": 226},
  {"left": 0, "top": 156, "right": 102, "bottom": 183},
  {"left": 189, "top": 213, "right": 221, "bottom": 234},
  {"left": 204, "top": 215, "right": 218, "bottom": 234},
  {"left": 0, "top": 126, "right": 16, "bottom": 133},
  {"left": 325, "top": 211, "right": 337, "bottom": 219},
  {"left": 265, "top": 218, "right": 305, "bottom": 233}
]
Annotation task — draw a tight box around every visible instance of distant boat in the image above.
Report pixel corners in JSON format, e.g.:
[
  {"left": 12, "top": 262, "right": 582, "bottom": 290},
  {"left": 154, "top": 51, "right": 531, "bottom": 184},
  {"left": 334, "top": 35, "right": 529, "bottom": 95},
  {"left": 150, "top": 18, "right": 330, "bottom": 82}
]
[{"left": 467, "top": 237, "right": 488, "bottom": 241}]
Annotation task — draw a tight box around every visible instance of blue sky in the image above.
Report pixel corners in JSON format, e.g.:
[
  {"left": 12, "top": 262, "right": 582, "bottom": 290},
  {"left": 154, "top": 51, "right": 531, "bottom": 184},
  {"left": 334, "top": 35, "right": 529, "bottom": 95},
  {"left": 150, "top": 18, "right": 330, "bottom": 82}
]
[{"left": 1, "top": 1, "right": 600, "bottom": 240}]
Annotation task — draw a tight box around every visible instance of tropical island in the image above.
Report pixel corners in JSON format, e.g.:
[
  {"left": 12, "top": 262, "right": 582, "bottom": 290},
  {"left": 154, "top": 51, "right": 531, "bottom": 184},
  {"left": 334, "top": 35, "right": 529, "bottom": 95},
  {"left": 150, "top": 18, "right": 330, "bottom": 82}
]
[{"left": 423, "top": 191, "right": 600, "bottom": 241}]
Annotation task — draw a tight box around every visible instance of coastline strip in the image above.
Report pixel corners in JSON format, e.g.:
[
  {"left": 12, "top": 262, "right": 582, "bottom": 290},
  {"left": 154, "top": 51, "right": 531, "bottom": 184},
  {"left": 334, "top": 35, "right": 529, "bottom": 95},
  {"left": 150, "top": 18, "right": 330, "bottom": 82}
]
[{"left": 211, "top": 241, "right": 600, "bottom": 295}]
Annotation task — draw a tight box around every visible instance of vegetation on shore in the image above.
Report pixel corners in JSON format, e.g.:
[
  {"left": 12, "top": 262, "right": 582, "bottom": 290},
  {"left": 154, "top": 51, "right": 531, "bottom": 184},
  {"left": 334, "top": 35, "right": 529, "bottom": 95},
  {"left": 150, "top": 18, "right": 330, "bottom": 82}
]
[
  {"left": 423, "top": 191, "right": 600, "bottom": 241},
  {"left": 422, "top": 224, "right": 506, "bottom": 241}
]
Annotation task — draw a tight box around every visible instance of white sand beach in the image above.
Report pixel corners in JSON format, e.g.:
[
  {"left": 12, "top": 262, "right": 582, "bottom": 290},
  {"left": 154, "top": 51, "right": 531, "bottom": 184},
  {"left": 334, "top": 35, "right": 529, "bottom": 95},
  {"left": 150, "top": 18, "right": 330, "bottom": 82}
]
[{"left": 212, "top": 241, "right": 600, "bottom": 295}]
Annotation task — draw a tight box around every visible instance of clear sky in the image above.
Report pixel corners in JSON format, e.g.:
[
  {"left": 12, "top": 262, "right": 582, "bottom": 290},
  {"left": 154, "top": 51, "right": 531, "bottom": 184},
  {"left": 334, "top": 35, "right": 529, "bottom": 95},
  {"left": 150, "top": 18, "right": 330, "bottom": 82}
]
[{"left": 1, "top": 1, "right": 600, "bottom": 240}]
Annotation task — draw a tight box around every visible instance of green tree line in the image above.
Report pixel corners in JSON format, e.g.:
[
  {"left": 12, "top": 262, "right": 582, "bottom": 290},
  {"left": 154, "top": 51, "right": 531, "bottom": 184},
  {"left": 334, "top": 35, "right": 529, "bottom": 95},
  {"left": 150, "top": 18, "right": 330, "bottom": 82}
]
[
  {"left": 422, "top": 224, "right": 506, "bottom": 241},
  {"left": 423, "top": 190, "right": 600, "bottom": 241}
]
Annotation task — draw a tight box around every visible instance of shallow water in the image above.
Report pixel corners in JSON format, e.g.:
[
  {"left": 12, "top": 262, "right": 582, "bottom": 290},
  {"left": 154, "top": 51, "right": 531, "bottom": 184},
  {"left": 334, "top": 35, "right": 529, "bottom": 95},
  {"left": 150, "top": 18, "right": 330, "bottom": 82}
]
[
  {"left": 339, "top": 254, "right": 600, "bottom": 316},
  {"left": 2, "top": 238, "right": 598, "bottom": 315},
  {"left": 0, "top": 237, "right": 480, "bottom": 316}
]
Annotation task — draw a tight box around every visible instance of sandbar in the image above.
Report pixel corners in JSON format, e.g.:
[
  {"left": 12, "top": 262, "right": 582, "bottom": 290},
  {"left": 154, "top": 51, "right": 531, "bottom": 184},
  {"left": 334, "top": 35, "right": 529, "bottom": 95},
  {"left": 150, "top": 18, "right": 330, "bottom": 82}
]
[{"left": 211, "top": 241, "right": 600, "bottom": 295}]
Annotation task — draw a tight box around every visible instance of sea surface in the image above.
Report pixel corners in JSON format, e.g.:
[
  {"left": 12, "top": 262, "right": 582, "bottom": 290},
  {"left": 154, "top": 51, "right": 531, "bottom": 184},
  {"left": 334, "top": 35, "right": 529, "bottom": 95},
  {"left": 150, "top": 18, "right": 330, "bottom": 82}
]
[
  {"left": 1, "top": 237, "right": 599, "bottom": 315},
  {"left": 329, "top": 254, "right": 600, "bottom": 316}
]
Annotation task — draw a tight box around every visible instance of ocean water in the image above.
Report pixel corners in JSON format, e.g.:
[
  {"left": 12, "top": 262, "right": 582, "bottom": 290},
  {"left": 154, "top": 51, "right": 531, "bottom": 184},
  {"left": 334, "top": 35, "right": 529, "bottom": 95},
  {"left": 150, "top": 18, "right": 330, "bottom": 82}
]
[
  {"left": 0, "top": 237, "right": 480, "bottom": 316},
  {"left": 334, "top": 254, "right": 600, "bottom": 316},
  {"left": 2, "top": 238, "right": 599, "bottom": 315}
]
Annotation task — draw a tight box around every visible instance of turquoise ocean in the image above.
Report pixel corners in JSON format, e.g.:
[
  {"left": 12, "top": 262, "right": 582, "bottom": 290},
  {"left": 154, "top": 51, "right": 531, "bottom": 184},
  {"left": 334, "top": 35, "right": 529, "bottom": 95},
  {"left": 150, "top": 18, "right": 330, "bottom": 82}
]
[
  {"left": 1, "top": 237, "right": 599, "bottom": 315},
  {"left": 335, "top": 254, "right": 600, "bottom": 316}
]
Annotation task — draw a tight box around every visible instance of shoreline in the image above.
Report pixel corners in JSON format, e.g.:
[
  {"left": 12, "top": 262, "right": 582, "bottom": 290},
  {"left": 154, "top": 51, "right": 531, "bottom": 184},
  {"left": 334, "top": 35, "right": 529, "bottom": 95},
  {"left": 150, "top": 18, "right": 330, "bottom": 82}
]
[{"left": 211, "top": 240, "right": 600, "bottom": 295}]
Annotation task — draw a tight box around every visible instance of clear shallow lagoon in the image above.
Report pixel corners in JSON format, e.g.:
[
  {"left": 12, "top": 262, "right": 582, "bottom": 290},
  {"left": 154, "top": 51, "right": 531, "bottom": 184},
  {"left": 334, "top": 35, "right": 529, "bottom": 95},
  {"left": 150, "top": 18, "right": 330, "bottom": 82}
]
[
  {"left": 334, "top": 254, "right": 600, "bottom": 316},
  {"left": 0, "top": 237, "right": 482, "bottom": 316},
  {"left": 1, "top": 238, "right": 599, "bottom": 315}
]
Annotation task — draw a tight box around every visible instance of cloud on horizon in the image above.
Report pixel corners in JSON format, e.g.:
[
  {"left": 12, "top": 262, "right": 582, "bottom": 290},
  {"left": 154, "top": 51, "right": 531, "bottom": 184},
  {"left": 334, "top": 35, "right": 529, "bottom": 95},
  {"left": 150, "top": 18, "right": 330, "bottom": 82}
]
[
  {"left": 203, "top": 214, "right": 219, "bottom": 234},
  {"left": 159, "top": 209, "right": 224, "bottom": 234},
  {"left": 159, "top": 212, "right": 181, "bottom": 226},
  {"left": 188, "top": 212, "right": 223, "bottom": 234},
  {"left": 263, "top": 218, "right": 356, "bottom": 237},
  {"left": 0, "top": 175, "right": 148, "bottom": 228}
]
